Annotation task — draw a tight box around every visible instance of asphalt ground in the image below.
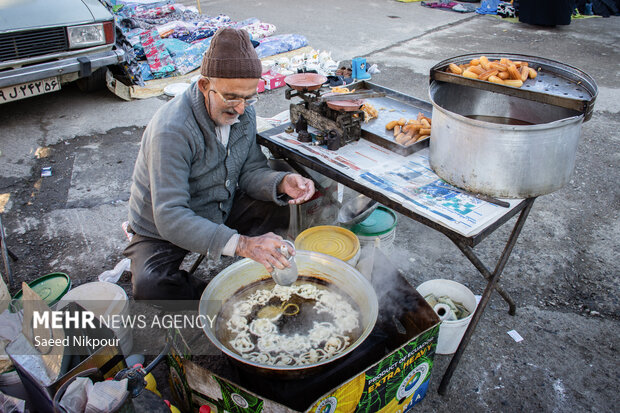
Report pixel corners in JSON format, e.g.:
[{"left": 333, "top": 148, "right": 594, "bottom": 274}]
[{"left": 1, "top": 2, "right": 618, "bottom": 411}]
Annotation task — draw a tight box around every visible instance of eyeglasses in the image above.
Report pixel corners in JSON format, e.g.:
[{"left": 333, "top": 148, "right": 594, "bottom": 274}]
[{"left": 209, "top": 84, "right": 258, "bottom": 107}]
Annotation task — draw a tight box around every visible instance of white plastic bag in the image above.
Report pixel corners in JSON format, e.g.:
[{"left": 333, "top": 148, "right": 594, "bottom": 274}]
[
  {"left": 59, "top": 377, "right": 93, "bottom": 413},
  {"left": 98, "top": 258, "right": 131, "bottom": 283},
  {"left": 367, "top": 64, "right": 380, "bottom": 74}
]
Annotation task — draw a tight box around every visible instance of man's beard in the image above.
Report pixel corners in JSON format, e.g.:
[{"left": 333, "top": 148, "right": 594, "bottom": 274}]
[{"left": 221, "top": 109, "right": 239, "bottom": 125}]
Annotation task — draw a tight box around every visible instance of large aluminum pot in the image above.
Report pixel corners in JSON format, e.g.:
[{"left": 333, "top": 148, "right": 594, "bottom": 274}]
[
  {"left": 198, "top": 250, "right": 378, "bottom": 379},
  {"left": 429, "top": 81, "right": 584, "bottom": 198}
]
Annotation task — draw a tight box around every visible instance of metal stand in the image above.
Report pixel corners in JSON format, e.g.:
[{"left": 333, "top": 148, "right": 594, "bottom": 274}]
[
  {"left": 256, "top": 125, "right": 539, "bottom": 395},
  {"left": 438, "top": 198, "right": 536, "bottom": 395}
]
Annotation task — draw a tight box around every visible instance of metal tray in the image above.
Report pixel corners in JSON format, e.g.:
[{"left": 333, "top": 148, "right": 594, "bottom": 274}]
[
  {"left": 430, "top": 53, "right": 597, "bottom": 121},
  {"left": 348, "top": 81, "right": 433, "bottom": 156}
]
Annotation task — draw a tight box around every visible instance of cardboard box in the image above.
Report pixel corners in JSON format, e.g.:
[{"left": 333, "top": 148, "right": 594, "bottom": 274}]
[
  {"left": 167, "top": 253, "right": 440, "bottom": 413},
  {"left": 262, "top": 73, "right": 286, "bottom": 90},
  {"left": 257, "top": 79, "right": 266, "bottom": 94}
]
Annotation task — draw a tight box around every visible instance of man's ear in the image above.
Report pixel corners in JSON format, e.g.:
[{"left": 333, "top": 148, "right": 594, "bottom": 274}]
[{"left": 197, "top": 77, "right": 210, "bottom": 93}]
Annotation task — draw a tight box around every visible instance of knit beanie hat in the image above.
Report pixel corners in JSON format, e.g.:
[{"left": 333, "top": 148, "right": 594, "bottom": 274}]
[{"left": 200, "top": 28, "right": 262, "bottom": 79}]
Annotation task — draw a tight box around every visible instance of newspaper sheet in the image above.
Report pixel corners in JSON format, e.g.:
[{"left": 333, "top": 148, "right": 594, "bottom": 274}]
[{"left": 269, "top": 132, "right": 523, "bottom": 237}]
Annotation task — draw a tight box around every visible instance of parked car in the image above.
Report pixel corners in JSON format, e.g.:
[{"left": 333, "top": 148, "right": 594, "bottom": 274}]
[{"left": 0, "top": 0, "right": 125, "bottom": 104}]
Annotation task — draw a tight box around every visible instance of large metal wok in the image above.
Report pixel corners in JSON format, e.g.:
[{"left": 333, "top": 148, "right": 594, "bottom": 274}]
[{"left": 198, "top": 251, "right": 378, "bottom": 379}]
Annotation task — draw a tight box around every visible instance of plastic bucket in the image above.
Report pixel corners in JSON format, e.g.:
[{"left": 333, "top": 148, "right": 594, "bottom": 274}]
[
  {"left": 11, "top": 272, "right": 71, "bottom": 311},
  {"left": 295, "top": 225, "right": 361, "bottom": 266},
  {"left": 416, "top": 279, "right": 477, "bottom": 355},
  {"left": 56, "top": 281, "right": 133, "bottom": 355},
  {"left": 0, "top": 369, "right": 29, "bottom": 401},
  {"left": 347, "top": 206, "right": 397, "bottom": 253}
]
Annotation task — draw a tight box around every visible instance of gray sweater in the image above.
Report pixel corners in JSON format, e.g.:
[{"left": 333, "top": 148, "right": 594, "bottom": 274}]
[{"left": 128, "top": 82, "right": 288, "bottom": 259}]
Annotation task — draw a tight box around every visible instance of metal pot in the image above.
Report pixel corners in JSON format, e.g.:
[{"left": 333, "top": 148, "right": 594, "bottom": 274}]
[
  {"left": 429, "top": 81, "right": 584, "bottom": 198},
  {"left": 198, "top": 251, "right": 378, "bottom": 379}
]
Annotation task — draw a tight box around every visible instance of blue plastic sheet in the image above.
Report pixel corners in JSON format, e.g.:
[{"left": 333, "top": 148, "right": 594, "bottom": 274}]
[{"left": 476, "top": 0, "right": 500, "bottom": 14}]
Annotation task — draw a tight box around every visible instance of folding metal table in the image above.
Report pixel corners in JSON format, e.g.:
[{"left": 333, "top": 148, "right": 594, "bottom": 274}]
[{"left": 257, "top": 124, "right": 536, "bottom": 394}]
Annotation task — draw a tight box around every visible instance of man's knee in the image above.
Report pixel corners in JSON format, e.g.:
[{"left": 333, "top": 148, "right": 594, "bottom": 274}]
[
  {"left": 131, "top": 265, "right": 167, "bottom": 300},
  {"left": 131, "top": 263, "right": 206, "bottom": 301}
]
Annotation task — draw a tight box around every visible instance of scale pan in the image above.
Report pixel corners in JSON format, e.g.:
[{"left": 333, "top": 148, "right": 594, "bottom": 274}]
[
  {"left": 322, "top": 92, "right": 364, "bottom": 112},
  {"left": 284, "top": 73, "right": 327, "bottom": 91}
]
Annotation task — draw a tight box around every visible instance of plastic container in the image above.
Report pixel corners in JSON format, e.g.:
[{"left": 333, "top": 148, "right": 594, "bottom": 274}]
[
  {"left": 295, "top": 225, "right": 361, "bottom": 266},
  {"left": 348, "top": 206, "right": 397, "bottom": 253},
  {"left": 416, "top": 279, "right": 477, "bottom": 355},
  {"left": 11, "top": 272, "right": 71, "bottom": 310},
  {"left": 0, "top": 368, "right": 28, "bottom": 401},
  {"left": 56, "top": 281, "right": 133, "bottom": 355}
]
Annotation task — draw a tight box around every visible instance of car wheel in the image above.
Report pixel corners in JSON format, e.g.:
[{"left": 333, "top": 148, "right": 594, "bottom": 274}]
[{"left": 76, "top": 68, "right": 107, "bottom": 92}]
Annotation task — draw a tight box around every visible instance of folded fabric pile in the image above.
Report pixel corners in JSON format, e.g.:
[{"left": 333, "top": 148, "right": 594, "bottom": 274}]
[{"left": 103, "top": 0, "right": 307, "bottom": 84}]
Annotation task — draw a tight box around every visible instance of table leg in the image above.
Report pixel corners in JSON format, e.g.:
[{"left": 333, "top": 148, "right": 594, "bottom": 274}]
[
  {"left": 450, "top": 238, "right": 517, "bottom": 316},
  {"left": 438, "top": 198, "right": 535, "bottom": 395}
]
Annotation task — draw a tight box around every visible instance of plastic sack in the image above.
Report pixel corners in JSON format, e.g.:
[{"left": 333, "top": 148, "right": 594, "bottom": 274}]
[
  {"left": 59, "top": 377, "right": 93, "bottom": 413},
  {"left": 367, "top": 64, "right": 380, "bottom": 74},
  {"left": 476, "top": 0, "right": 500, "bottom": 14},
  {"left": 98, "top": 258, "right": 131, "bottom": 283},
  {"left": 85, "top": 379, "right": 128, "bottom": 413}
]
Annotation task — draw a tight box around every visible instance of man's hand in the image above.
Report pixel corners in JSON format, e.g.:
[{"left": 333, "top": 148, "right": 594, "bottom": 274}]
[
  {"left": 277, "top": 174, "right": 315, "bottom": 205},
  {"left": 236, "top": 233, "right": 294, "bottom": 272}
]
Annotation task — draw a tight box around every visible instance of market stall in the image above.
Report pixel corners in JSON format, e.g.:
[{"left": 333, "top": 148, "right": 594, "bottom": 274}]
[{"left": 254, "top": 52, "right": 597, "bottom": 396}]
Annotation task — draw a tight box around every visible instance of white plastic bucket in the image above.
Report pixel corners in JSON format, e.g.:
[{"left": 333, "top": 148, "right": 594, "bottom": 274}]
[
  {"left": 416, "top": 279, "right": 477, "bottom": 355},
  {"left": 56, "top": 281, "right": 133, "bottom": 355}
]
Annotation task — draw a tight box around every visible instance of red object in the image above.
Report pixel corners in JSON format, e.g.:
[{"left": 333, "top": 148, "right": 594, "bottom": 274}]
[
  {"left": 164, "top": 400, "right": 171, "bottom": 407},
  {"left": 284, "top": 73, "right": 326, "bottom": 91},
  {"left": 262, "top": 73, "right": 286, "bottom": 90},
  {"left": 103, "top": 21, "right": 115, "bottom": 44},
  {"left": 199, "top": 406, "right": 212, "bottom": 413},
  {"left": 256, "top": 78, "right": 265, "bottom": 93}
]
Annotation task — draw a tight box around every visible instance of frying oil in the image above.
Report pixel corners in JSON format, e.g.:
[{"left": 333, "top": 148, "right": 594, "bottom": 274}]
[
  {"left": 216, "top": 276, "right": 362, "bottom": 356},
  {"left": 466, "top": 114, "right": 535, "bottom": 125}
]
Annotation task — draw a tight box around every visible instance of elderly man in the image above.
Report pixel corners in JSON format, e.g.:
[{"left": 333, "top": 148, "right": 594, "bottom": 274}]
[{"left": 124, "top": 28, "right": 315, "bottom": 300}]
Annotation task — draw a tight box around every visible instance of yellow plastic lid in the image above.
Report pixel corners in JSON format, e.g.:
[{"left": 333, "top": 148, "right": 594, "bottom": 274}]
[{"left": 295, "top": 226, "right": 360, "bottom": 262}]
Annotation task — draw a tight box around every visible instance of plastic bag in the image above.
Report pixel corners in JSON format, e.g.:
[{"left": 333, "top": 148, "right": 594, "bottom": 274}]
[
  {"left": 98, "top": 258, "right": 131, "bottom": 283},
  {"left": 476, "top": 0, "right": 500, "bottom": 14},
  {"left": 59, "top": 377, "right": 93, "bottom": 413}
]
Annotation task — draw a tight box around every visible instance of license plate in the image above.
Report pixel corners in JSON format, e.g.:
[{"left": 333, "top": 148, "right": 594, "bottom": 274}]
[{"left": 0, "top": 77, "right": 61, "bottom": 104}]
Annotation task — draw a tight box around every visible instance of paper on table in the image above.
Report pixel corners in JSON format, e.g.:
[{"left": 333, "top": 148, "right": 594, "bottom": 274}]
[{"left": 269, "top": 131, "right": 522, "bottom": 237}]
